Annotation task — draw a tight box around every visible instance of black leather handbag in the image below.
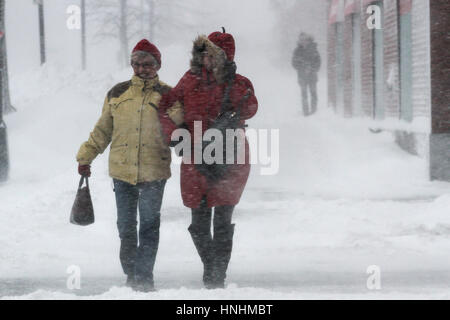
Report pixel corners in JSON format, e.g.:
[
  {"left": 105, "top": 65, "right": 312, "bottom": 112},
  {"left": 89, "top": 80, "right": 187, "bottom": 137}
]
[
  {"left": 195, "top": 79, "right": 252, "bottom": 182},
  {"left": 70, "top": 176, "right": 95, "bottom": 226}
]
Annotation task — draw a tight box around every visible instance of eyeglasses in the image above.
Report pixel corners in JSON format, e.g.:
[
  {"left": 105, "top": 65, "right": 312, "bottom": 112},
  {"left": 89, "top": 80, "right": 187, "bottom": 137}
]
[{"left": 131, "top": 61, "right": 157, "bottom": 69}]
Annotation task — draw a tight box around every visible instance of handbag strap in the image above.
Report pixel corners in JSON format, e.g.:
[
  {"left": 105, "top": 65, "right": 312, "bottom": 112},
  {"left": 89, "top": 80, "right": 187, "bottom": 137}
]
[
  {"left": 219, "top": 81, "right": 234, "bottom": 116},
  {"left": 78, "top": 176, "right": 89, "bottom": 190},
  {"left": 219, "top": 80, "right": 252, "bottom": 117}
]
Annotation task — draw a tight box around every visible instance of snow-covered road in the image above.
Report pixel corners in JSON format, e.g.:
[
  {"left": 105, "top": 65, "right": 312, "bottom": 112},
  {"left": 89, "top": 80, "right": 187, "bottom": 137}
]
[
  {"left": 1, "top": 50, "right": 450, "bottom": 299},
  {"left": 2, "top": 269, "right": 450, "bottom": 299}
]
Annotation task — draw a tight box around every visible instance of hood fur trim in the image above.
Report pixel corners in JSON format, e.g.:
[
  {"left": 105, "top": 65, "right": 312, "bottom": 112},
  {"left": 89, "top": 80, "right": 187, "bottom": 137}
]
[{"left": 190, "top": 35, "right": 228, "bottom": 84}]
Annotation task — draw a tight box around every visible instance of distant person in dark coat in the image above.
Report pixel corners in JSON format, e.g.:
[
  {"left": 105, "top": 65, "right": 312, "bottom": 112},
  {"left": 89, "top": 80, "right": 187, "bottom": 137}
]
[{"left": 292, "top": 33, "right": 321, "bottom": 116}]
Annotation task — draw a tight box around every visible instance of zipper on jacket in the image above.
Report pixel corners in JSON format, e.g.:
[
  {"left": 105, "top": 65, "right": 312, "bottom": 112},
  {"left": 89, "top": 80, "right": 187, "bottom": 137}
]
[{"left": 136, "top": 89, "right": 146, "bottom": 170}]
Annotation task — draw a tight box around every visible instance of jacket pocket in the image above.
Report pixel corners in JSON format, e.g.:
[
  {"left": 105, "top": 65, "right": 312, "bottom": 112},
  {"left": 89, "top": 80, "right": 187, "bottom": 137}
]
[
  {"left": 111, "top": 98, "right": 133, "bottom": 110},
  {"left": 110, "top": 144, "right": 128, "bottom": 165},
  {"left": 140, "top": 147, "right": 170, "bottom": 165},
  {"left": 111, "top": 99, "right": 134, "bottom": 120}
]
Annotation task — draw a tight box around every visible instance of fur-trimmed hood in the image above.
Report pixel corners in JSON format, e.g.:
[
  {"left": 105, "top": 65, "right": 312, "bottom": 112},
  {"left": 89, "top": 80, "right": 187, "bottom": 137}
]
[{"left": 190, "top": 35, "right": 228, "bottom": 84}]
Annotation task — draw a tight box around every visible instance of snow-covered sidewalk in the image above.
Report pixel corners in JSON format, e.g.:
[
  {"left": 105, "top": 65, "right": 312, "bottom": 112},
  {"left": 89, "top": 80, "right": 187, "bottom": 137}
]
[{"left": 1, "top": 61, "right": 450, "bottom": 299}]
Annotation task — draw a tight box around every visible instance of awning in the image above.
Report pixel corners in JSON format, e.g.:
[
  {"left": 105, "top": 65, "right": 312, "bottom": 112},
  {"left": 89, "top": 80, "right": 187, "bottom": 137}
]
[{"left": 362, "top": 0, "right": 379, "bottom": 5}]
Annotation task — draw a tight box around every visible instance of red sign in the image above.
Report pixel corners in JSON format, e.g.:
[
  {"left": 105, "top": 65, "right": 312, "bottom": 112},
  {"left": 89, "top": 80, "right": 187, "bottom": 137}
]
[
  {"left": 0, "top": 31, "right": 4, "bottom": 38},
  {"left": 329, "top": 0, "right": 344, "bottom": 24},
  {"left": 399, "top": 0, "right": 412, "bottom": 15},
  {"left": 344, "top": 0, "right": 360, "bottom": 16}
]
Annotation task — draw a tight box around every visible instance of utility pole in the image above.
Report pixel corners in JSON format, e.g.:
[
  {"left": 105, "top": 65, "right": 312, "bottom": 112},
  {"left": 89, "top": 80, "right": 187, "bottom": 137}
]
[
  {"left": 140, "top": 0, "right": 144, "bottom": 38},
  {"left": 0, "top": 0, "right": 9, "bottom": 182},
  {"left": 35, "top": 0, "right": 46, "bottom": 65},
  {"left": 148, "top": 0, "right": 155, "bottom": 41},
  {"left": 0, "top": 0, "right": 13, "bottom": 114},
  {"left": 119, "top": 0, "right": 129, "bottom": 67},
  {"left": 81, "top": 0, "right": 86, "bottom": 70}
]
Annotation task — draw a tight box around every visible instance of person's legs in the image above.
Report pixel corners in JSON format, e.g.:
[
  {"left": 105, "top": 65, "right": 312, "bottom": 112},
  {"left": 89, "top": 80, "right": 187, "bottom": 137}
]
[
  {"left": 299, "top": 76, "right": 310, "bottom": 116},
  {"left": 113, "top": 179, "right": 139, "bottom": 284},
  {"left": 134, "top": 179, "right": 166, "bottom": 291},
  {"left": 212, "top": 205, "right": 235, "bottom": 288},
  {"left": 213, "top": 205, "right": 233, "bottom": 235},
  {"left": 309, "top": 78, "right": 318, "bottom": 115},
  {"left": 191, "top": 196, "right": 212, "bottom": 229},
  {"left": 188, "top": 196, "right": 214, "bottom": 288}
]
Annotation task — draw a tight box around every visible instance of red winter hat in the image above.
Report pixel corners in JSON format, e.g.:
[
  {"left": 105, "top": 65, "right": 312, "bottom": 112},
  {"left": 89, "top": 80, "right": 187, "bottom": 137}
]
[
  {"left": 132, "top": 39, "right": 161, "bottom": 66},
  {"left": 208, "top": 28, "right": 235, "bottom": 61}
]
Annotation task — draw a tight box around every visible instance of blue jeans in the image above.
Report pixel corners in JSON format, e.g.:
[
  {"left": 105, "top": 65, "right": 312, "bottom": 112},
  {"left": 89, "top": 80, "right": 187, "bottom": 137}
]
[
  {"left": 113, "top": 178, "right": 166, "bottom": 282},
  {"left": 298, "top": 75, "right": 318, "bottom": 116}
]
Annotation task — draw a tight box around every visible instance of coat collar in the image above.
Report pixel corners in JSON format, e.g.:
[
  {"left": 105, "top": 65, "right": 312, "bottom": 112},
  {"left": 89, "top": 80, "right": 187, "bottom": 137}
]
[{"left": 131, "top": 74, "right": 159, "bottom": 91}]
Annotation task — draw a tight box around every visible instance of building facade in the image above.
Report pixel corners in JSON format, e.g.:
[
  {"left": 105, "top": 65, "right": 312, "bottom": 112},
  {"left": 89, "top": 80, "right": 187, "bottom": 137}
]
[{"left": 327, "top": 0, "right": 450, "bottom": 180}]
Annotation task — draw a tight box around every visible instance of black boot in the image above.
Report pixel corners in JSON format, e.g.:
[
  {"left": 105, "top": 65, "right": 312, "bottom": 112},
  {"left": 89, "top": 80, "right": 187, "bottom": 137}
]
[
  {"left": 125, "top": 273, "right": 136, "bottom": 288},
  {"left": 211, "top": 224, "right": 235, "bottom": 289},
  {"left": 188, "top": 224, "right": 215, "bottom": 289},
  {"left": 133, "top": 275, "right": 155, "bottom": 292}
]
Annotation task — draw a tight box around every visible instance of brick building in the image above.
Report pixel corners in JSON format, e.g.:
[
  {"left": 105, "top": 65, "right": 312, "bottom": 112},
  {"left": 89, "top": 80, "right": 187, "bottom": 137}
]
[{"left": 327, "top": 0, "right": 450, "bottom": 180}]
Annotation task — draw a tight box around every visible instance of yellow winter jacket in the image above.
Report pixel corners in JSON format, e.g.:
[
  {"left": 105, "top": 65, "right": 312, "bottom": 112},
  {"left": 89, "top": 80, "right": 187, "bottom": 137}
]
[{"left": 76, "top": 75, "right": 173, "bottom": 185}]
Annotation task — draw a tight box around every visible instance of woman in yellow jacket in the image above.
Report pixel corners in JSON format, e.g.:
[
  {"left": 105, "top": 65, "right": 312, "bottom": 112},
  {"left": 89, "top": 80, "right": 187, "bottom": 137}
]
[{"left": 76, "top": 39, "right": 173, "bottom": 292}]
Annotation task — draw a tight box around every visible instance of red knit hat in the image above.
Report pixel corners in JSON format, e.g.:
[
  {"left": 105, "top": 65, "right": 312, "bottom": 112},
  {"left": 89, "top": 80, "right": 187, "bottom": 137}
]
[
  {"left": 132, "top": 39, "right": 161, "bottom": 66},
  {"left": 208, "top": 29, "right": 235, "bottom": 61}
]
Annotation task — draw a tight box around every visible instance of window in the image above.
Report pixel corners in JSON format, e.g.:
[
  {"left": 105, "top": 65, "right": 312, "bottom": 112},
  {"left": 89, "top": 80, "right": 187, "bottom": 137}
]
[
  {"left": 398, "top": 0, "right": 413, "bottom": 121},
  {"left": 335, "top": 21, "right": 345, "bottom": 115},
  {"left": 372, "top": 0, "right": 384, "bottom": 119},
  {"left": 352, "top": 12, "right": 362, "bottom": 116}
]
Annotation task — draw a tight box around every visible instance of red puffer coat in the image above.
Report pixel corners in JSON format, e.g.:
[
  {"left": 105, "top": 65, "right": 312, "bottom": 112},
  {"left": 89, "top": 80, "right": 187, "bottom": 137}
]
[{"left": 159, "top": 32, "right": 258, "bottom": 209}]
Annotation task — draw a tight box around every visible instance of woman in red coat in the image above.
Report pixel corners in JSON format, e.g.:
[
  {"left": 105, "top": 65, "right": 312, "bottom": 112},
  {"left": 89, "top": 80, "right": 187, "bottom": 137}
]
[{"left": 159, "top": 30, "right": 258, "bottom": 288}]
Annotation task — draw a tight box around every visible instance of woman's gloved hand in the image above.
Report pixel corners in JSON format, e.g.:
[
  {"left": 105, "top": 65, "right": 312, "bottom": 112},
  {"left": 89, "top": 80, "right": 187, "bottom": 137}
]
[{"left": 78, "top": 164, "right": 91, "bottom": 177}]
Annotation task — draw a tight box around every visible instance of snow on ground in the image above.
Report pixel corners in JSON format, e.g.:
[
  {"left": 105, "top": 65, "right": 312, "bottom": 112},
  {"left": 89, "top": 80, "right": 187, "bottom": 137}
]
[{"left": 1, "top": 44, "right": 450, "bottom": 299}]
